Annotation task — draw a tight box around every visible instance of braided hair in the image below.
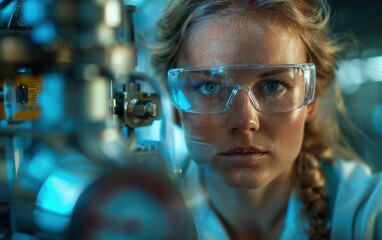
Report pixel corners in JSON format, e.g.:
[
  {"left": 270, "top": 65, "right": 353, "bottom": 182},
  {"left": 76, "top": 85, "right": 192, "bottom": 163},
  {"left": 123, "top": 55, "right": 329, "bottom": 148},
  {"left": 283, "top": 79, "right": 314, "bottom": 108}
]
[{"left": 294, "top": 120, "right": 332, "bottom": 239}]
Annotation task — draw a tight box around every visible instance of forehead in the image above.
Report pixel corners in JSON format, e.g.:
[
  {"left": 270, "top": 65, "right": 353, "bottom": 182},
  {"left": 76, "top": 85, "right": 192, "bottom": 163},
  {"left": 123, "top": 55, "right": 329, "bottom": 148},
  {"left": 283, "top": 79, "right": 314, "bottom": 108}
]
[{"left": 178, "top": 14, "right": 307, "bottom": 67}]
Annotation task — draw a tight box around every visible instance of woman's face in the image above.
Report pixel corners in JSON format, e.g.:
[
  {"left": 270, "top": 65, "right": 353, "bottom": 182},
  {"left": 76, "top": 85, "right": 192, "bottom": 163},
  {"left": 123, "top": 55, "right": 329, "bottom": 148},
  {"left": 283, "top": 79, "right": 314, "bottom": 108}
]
[{"left": 176, "top": 15, "right": 314, "bottom": 189}]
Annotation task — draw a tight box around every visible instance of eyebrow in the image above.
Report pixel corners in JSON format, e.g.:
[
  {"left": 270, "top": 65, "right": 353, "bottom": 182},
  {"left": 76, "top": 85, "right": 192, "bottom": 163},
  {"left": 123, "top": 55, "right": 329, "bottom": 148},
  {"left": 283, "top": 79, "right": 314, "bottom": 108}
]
[
  {"left": 258, "top": 68, "right": 291, "bottom": 78},
  {"left": 184, "top": 67, "right": 295, "bottom": 81},
  {"left": 187, "top": 70, "right": 225, "bottom": 80}
]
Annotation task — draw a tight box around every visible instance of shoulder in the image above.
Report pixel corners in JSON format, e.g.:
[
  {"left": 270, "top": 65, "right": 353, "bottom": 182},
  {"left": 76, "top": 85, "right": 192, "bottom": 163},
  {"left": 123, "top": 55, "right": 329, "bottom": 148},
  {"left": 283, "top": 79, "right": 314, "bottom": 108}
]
[
  {"left": 328, "top": 160, "right": 382, "bottom": 239},
  {"left": 182, "top": 161, "right": 230, "bottom": 240},
  {"left": 332, "top": 160, "right": 374, "bottom": 181}
]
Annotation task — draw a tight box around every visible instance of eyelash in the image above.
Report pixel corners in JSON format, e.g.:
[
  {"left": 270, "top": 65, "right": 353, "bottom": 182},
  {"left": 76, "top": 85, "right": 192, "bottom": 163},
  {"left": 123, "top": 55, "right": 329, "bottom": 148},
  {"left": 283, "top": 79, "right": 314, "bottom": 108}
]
[
  {"left": 258, "top": 79, "right": 290, "bottom": 93},
  {"left": 191, "top": 81, "right": 221, "bottom": 94},
  {"left": 189, "top": 78, "right": 291, "bottom": 94}
]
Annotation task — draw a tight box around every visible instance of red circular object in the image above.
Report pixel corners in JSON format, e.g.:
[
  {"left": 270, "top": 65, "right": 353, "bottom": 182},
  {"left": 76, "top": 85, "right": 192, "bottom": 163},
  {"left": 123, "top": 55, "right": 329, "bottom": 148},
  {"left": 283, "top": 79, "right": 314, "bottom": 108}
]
[{"left": 69, "top": 168, "right": 195, "bottom": 240}]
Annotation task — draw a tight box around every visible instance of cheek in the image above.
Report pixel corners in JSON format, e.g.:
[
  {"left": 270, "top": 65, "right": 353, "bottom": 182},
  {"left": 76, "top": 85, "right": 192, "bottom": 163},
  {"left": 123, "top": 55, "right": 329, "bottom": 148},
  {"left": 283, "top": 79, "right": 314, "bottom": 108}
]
[
  {"left": 266, "top": 109, "right": 307, "bottom": 157},
  {"left": 180, "top": 113, "right": 225, "bottom": 165},
  {"left": 180, "top": 113, "right": 221, "bottom": 142}
]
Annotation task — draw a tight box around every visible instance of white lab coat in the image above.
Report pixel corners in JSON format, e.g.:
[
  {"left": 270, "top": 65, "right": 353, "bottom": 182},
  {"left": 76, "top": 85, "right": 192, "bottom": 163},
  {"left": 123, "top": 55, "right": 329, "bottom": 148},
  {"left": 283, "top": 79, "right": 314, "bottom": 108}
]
[{"left": 182, "top": 160, "right": 382, "bottom": 240}]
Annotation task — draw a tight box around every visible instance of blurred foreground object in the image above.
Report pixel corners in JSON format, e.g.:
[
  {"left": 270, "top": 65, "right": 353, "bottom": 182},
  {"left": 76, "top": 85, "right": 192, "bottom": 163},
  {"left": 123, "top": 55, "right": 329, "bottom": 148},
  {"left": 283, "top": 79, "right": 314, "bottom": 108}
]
[{"left": 0, "top": 0, "right": 196, "bottom": 239}]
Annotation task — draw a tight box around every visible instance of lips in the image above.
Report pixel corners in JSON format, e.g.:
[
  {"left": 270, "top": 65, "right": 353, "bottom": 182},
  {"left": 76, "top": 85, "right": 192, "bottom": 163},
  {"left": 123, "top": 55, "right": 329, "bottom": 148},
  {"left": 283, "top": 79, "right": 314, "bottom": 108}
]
[
  {"left": 220, "top": 147, "right": 268, "bottom": 165},
  {"left": 222, "top": 146, "right": 267, "bottom": 155}
]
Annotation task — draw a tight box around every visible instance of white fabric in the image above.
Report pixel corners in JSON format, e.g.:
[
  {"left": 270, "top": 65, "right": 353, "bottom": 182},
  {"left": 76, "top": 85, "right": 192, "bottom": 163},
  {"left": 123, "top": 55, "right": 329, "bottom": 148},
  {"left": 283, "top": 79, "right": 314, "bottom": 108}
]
[
  {"left": 330, "top": 161, "right": 382, "bottom": 239},
  {"left": 183, "top": 160, "right": 382, "bottom": 240}
]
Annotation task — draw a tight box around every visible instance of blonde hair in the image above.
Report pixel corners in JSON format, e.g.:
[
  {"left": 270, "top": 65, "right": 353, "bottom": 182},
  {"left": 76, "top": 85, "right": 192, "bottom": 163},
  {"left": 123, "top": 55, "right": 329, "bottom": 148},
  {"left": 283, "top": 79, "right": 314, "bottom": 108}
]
[{"left": 152, "top": 0, "right": 359, "bottom": 239}]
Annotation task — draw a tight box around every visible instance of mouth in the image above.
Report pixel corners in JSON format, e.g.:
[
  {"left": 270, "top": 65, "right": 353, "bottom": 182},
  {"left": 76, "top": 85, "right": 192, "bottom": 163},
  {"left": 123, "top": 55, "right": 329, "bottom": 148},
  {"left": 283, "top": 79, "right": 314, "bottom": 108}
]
[
  {"left": 222, "top": 146, "right": 267, "bottom": 155},
  {"left": 219, "top": 146, "right": 268, "bottom": 166}
]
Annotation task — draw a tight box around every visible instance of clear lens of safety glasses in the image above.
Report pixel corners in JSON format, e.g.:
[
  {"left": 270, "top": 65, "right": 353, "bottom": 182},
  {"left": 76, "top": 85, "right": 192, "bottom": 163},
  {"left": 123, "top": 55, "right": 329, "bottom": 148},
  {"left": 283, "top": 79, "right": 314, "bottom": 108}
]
[{"left": 168, "top": 64, "right": 316, "bottom": 114}]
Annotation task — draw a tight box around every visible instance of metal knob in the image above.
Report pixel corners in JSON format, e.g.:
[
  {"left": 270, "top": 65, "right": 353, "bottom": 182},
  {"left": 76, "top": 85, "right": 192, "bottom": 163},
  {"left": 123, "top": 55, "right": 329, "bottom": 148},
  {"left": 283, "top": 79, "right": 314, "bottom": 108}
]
[{"left": 133, "top": 100, "right": 158, "bottom": 119}]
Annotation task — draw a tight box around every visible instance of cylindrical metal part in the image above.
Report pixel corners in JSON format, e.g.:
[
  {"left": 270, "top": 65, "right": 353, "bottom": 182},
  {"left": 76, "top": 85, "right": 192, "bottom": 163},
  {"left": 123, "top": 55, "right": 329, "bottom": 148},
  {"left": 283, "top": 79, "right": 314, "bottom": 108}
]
[
  {"left": 66, "top": 72, "right": 108, "bottom": 122},
  {"left": 123, "top": 5, "right": 136, "bottom": 44}
]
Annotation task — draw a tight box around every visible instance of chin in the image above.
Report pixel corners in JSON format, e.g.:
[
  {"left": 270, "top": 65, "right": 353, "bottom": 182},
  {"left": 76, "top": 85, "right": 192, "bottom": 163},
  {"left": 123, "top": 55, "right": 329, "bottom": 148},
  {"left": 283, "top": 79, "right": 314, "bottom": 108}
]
[{"left": 220, "top": 168, "right": 273, "bottom": 189}]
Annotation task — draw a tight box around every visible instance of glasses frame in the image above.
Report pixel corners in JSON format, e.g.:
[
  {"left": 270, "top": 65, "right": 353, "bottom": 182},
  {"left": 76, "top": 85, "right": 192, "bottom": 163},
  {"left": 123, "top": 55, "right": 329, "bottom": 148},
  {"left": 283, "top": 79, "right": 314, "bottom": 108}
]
[{"left": 168, "top": 63, "right": 316, "bottom": 114}]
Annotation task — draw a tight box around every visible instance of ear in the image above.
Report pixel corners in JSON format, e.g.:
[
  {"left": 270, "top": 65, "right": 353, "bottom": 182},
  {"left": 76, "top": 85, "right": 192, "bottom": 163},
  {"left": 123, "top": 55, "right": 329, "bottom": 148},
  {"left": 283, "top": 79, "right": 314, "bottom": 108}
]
[{"left": 306, "top": 99, "right": 317, "bottom": 122}]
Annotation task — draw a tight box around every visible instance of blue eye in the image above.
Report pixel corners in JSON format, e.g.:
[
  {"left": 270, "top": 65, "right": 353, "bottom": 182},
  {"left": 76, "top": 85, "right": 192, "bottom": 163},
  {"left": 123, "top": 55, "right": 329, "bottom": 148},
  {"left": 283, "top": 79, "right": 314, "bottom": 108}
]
[
  {"left": 194, "top": 82, "right": 221, "bottom": 95},
  {"left": 260, "top": 80, "right": 286, "bottom": 93}
]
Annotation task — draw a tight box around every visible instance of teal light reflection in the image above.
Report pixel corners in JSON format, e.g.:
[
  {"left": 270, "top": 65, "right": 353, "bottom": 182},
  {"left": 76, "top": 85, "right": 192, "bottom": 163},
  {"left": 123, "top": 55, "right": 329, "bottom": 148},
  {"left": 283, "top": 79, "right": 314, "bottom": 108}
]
[{"left": 34, "top": 170, "right": 89, "bottom": 232}]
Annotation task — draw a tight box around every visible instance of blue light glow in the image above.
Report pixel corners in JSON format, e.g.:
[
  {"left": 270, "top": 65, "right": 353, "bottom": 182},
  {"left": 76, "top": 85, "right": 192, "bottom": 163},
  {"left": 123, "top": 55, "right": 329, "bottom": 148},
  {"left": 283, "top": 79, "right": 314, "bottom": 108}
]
[
  {"left": 34, "top": 208, "right": 70, "bottom": 233},
  {"left": 372, "top": 105, "right": 382, "bottom": 135},
  {"left": 177, "top": 91, "right": 191, "bottom": 111},
  {"left": 34, "top": 169, "right": 95, "bottom": 232},
  {"left": 22, "top": 0, "right": 45, "bottom": 25},
  {"left": 123, "top": 0, "right": 143, "bottom": 8},
  {"left": 36, "top": 172, "right": 84, "bottom": 215},
  {"left": 27, "top": 149, "right": 56, "bottom": 181},
  {"left": 0, "top": 1, "right": 16, "bottom": 24},
  {"left": 39, "top": 74, "right": 65, "bottom": 124},
  {"left": 31, "top": 22, "right": 56, "bottom": 44},
  {"left": 336, "top": 55, "right": 382, "bottom": 94},
  {"left": 365, "top": 56, "right": 382, "bottom": 82},
  {"left": 336, "top": 59, "right": 363, "bottom": 94}
]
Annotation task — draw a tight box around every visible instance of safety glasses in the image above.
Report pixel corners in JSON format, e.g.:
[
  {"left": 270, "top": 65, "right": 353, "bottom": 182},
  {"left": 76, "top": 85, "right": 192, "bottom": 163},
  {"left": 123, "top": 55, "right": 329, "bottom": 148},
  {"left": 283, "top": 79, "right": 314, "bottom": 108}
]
[{"left": 168, "top": 64, "right": 316, "bottom": 114}]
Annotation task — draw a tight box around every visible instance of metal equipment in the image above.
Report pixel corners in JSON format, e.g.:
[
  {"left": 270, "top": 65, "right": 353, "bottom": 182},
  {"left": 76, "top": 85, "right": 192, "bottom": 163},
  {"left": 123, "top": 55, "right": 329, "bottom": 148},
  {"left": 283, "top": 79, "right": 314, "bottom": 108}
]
[{"left": 0, "top": 1, "right": 195, "bottom": 239}]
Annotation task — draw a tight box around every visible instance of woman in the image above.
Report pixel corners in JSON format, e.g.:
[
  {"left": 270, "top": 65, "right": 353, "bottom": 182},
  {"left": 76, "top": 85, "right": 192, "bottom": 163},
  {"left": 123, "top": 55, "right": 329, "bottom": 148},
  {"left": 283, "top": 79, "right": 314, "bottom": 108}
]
[{"left": 152, "top": 0, "right": 382, "bottom": 239}]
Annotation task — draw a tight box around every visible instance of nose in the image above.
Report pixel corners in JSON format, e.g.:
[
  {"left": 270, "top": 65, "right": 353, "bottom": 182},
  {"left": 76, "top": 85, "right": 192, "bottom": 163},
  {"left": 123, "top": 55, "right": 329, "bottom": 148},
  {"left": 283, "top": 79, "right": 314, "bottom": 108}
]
[{"left": 226, "top": 89, "right": 260, "bottom": 133}]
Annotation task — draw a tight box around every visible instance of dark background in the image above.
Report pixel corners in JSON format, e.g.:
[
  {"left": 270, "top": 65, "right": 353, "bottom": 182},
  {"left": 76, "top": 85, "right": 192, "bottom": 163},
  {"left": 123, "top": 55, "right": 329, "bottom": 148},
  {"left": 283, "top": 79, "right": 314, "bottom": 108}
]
[
  {"left": 329, "top": 0, "right": 382, "bottom": 53},
  {"left": 328, "top": 0, "right": 382, "bottom": 171}
]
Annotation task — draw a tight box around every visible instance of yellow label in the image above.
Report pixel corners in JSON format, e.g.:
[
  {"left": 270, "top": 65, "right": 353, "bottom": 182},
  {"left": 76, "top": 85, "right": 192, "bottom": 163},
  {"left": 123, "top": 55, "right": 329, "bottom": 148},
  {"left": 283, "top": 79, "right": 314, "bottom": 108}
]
[
  {"left": 26, "top": 81, "right": 42, "bottom": 106},
  {"left": 1, "top": 75, "right": 43, "bottom": 120},
  {"left": 14, "top": 75, "right": 43, "bottom": 107}
]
